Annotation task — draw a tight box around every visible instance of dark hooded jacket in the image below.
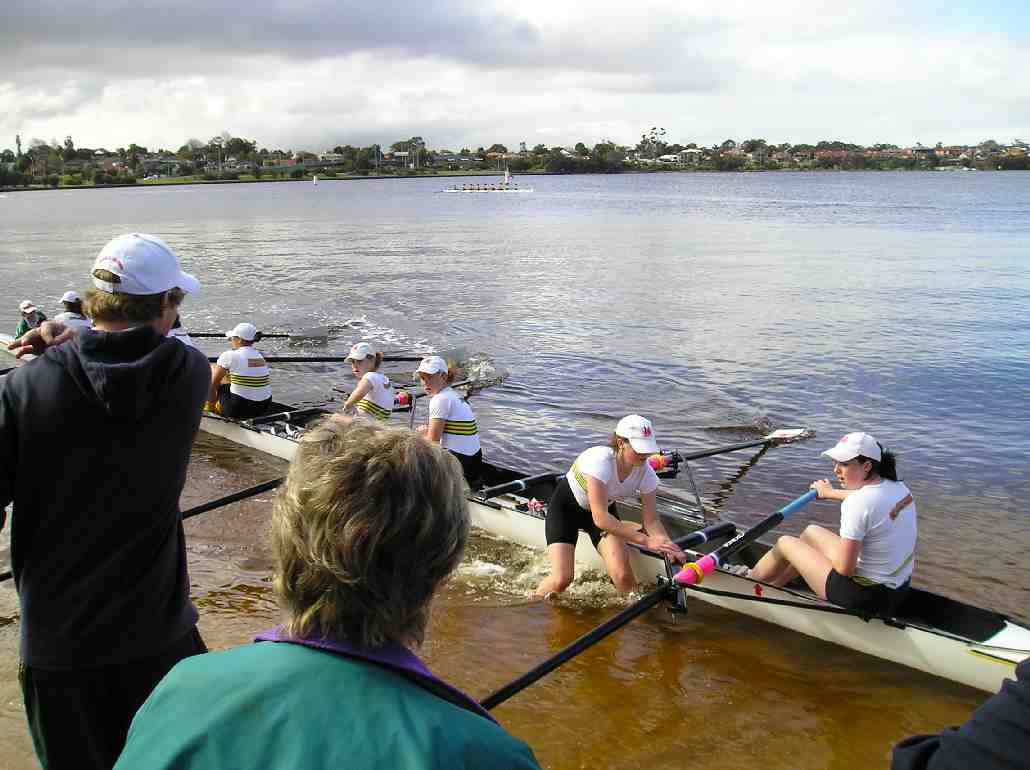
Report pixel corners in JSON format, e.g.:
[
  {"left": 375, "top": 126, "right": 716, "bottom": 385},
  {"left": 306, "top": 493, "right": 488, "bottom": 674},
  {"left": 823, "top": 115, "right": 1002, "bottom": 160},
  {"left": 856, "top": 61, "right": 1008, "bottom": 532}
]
[{"left": 0, "top": 324, "right": 209, "bottom": 668}]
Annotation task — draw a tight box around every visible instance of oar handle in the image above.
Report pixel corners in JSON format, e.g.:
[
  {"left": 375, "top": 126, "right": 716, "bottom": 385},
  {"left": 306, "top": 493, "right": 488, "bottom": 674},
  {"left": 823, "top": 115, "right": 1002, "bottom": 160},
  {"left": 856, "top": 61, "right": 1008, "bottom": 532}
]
[
  {"left": 476, "top": 473, "right": 562, "bottom": 501},
  {"left": 672, "top": 521, "right": 735, "bottom": 550},
  {"left": 674, "top": 490, "right": 817, "bottom": 586}
]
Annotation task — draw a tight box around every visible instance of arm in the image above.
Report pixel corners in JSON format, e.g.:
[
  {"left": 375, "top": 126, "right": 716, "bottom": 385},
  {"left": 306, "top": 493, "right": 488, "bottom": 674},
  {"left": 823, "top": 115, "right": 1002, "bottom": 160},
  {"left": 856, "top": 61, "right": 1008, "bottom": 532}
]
[
  {"left": 208, "top": 364, "right": 227, "bottom": 403},
  {"left": 8, "top": 320, "right": 74, "bottom": 358},
  {"left": 833, "top": 537, "right": 863, "bottom": 576},
  {"left": 423, "top": 417, "right": 445, "bottom": 442},
  {"left": 811, "top": 479, "right": 853, "bottom": 501},
  {"left": 0, "top": 384, "right": 14, "bottom": 530},
  {"left": 639, "top": 490, "right": 686, "bottom": 563},
  {"left": 343, "top": 374, "right": 374, "bottom": 413}
]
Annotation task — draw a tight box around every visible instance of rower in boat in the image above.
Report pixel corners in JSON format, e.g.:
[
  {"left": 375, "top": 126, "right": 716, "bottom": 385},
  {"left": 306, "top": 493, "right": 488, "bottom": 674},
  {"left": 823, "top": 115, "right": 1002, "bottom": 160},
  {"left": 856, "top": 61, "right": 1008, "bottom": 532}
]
[
  {"left": 534, "top": 415, "right": 687, "bottom": 597},
  {"left": 747, "top": 431, "right": 916, "bottom": 616},
  {"left": 415, "top": 355, "right": 483, "bottom": 485},
  {"left": 15, "top": 300, "right": 46, "bottom": 337},
  {"left": 53, "top": 290, "right": 93, "bottom": 334},
  {"left": 341, "top": 341, "right": 394, "bottom": 422},
  {"left": 206, "top": 322, "right": 272, "bottom": 418}
]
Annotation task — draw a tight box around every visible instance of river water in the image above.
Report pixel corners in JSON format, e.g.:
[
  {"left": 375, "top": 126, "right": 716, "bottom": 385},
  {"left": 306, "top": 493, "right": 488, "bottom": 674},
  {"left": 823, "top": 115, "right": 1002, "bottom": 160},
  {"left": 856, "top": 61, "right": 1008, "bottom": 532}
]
[{"left": 1, "top": 171, "right": 1028, "bottom": 769}]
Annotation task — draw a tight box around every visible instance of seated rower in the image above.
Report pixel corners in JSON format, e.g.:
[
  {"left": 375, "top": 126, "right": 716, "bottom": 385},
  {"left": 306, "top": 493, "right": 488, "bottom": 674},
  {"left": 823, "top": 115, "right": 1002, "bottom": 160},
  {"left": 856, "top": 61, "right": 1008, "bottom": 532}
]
[
  {"left": 415, "top": 356, "right": 482, "bottom": 485},
  {"left": 207, "top": 322, "right": 272, "bottom": 418},
  {"left": 748, "top": 432, "right": 917, "bottom": 616},
  {"left": 534, "top": 415, "right": 686, "bottom": 597},
  {"left": 341, "top": 342, "right": 394, "bottom": 422},
  {"left": 53, "top": 290, "right": 92, "bottom": 334},
  {"left": 15, "top": 300, "right": 47, "bottom": 337}
]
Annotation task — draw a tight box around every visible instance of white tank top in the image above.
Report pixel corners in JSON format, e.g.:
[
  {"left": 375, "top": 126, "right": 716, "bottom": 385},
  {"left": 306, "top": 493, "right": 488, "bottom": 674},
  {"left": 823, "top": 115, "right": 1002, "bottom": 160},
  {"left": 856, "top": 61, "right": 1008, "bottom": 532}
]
[
  {"left": 353, "top": 372, "right": 394, "bottom": 422},
  {"left": 216, "top": 346, "right": 271, "bottom": 401}
]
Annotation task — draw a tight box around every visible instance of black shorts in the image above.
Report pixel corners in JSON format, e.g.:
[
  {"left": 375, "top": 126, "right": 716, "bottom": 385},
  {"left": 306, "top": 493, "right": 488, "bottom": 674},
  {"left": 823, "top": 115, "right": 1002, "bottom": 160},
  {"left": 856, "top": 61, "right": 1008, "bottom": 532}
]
[
  {"left": 825, "top": 569, "right": 910, "bottom": 616},
  {"left": 449, "top": 448, "right": 483, "bottom": 486},
  {"left": 544, "top": 477, "right": 619, "bottom": 549},
  {"left": 218, "top": 384, "right": 271, "bottom": 419}
]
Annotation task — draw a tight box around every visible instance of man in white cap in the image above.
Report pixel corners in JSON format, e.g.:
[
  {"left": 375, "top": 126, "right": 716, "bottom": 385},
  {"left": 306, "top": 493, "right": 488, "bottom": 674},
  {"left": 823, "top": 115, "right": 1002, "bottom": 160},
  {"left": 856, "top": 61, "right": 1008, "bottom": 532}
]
[
  {"left": 0, "top": 232, "right": 209, "bottom": 770},
  {"left": 207, "top": 322, "right": 272, "bottom": 418},
  {"left": 15, "top": 299, "right": 46, "bottom": 337},
  {"left": 53, "top": 290, "right": 92, "bottom": 334}
]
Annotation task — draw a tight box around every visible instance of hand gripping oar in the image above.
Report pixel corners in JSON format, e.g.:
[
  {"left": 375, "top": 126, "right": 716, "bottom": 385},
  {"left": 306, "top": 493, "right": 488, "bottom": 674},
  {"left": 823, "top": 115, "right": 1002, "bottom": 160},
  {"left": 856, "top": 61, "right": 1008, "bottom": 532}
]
[
  {"left": 0, "top": 478, "right": 284, "bottom": 584},
  {"left": 480, "top": 520, "right": 736, "bottom": 710},
  {"left": 673, "top": 490, "right": 817, "bottom": 586}
]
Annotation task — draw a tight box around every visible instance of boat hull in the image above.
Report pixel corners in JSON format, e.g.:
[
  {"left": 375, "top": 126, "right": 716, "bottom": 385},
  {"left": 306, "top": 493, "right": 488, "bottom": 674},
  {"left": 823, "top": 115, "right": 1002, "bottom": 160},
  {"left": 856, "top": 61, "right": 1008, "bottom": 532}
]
[{"left": 196, "top": 407, "right": 1029, "bottom": 693}]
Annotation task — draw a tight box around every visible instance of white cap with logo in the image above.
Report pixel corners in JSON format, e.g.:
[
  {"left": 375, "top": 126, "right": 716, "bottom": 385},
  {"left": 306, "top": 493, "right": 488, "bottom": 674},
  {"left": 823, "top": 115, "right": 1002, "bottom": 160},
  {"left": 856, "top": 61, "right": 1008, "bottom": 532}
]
[
  {"left": 92, "top": 233, "right": 200, "bottom": 295},
  {"left": 19, "top": 300, "right": 37, "bottom": 314},
  {"left": 345, "top": 342, "right": 375, "bottom": 361},
  {"left": 615, "top": 414, "right": 660, "bottom": 454},
  {"left": 822, "top": 432, "right": 882, "bottom": 462},
  {"left": 416, "top": 355, "right": 448, "bottom": 375},
  {"left": 60, "top": 290, "right": 81, "bottom": 303},
  {"left": 226, "top": 322, "right": 258, "bottom": 341}
]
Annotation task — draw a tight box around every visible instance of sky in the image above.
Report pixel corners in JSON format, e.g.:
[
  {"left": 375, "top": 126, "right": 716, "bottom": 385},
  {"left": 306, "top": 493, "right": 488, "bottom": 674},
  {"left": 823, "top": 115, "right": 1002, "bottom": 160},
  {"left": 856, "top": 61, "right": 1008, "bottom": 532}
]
[{"left": 2, "top": 0, "right": 1029, "bottom": 154}]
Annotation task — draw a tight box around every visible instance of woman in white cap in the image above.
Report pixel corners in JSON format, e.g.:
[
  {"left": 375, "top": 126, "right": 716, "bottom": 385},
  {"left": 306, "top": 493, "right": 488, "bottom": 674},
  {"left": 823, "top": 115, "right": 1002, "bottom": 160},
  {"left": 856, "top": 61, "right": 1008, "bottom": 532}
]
[
  {"left": 15, "top": 300, "right": 47, "bottom": 337},
  {"left": 747, "top": 431, "right": 917, "bottom": 615},
  {"left": 534, "top": 415, "right": 686, "bottom": 597},
  {"left": 53, "top": 290, "right": 92, "bottom": 334},
  {"left": 206, "top": 322, "right": 272, "bottom": 418},
  {"left": 415, "top": 356, "right": 482, "bottom": 483},
  {"left": 341, "top": 342, "right": 394, "bottom": 422}
]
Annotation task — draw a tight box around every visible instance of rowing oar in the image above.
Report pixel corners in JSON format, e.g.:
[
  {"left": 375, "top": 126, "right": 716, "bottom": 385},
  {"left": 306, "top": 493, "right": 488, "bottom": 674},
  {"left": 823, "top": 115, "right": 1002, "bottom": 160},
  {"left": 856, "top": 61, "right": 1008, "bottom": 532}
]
[
  {"left": 0, "top": 478, "right": 284, "bottom": 584},
  {"left": 207, "top": 354, "right": 451, "bottom": 364},
  {"left": 481, "top": 520, "right": 735, "bottom": 710},
  {"left": 674, "top": 428, "right": 812, "bottom": 463},
  {"left": 673, "top": 489, "right": 817, "bottom": 586},
  {"left": 475, "top": 473, "right": 564, "bottom": 501},
  {"left": 190, "top": 326, "right": 328, "bottom": 340}
]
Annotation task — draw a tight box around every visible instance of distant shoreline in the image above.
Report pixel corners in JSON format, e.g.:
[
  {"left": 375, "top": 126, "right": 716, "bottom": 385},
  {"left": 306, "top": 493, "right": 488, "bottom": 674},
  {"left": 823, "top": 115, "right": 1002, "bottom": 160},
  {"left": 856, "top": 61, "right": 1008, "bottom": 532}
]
[{"left": 0, "top": 165, "right": 1015, "bottom": 194}]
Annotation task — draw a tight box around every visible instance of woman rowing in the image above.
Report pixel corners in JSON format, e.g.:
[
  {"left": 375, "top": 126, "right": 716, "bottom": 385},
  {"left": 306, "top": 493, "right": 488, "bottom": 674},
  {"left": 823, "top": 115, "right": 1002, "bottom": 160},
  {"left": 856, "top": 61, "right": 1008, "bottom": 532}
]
[
  {"left": 341, "top": 341, "right": 395, "bottom": 422},
  {"left": 534, "top": 415, "right": 686, "bottom": 597},
  {"left": 415, "top": 355, "right": 482, "bottom": 484},
  {"left": 53, "top": 290, "right": 93, "bottom": 334},
  {"left": 748, "top": 431, "right": 917, "bottom": 615},
  {"left": 206, "top": 322, "right": 272, "bottom": 418}
]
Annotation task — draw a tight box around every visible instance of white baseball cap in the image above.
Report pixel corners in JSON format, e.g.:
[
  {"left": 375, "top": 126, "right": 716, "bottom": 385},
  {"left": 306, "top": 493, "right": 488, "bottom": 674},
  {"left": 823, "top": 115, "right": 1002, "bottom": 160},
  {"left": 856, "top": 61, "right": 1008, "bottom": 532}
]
[
  {"left": 615, "top": 414, "right": 660, "bottom": 454},
  {"left": 345, "top": 342, "right": 375, "bottom": 361},
  {"left": 416, "top": 355, "right": 448, "bottom": 375},
  {"left": 92, "top": 233, "right": 200, "bottom": 295},
  {"left": 60, "top": 290, "right": 81, "bottom": 303},
  {"left": 19, "top": 300, "right": 37, "bottom": 313},
  {"left": 226, "top": 322, "right": 258, "bottom": 341},
  {"left": 822, "top": 432, "right": 882, "bottom": 463}
]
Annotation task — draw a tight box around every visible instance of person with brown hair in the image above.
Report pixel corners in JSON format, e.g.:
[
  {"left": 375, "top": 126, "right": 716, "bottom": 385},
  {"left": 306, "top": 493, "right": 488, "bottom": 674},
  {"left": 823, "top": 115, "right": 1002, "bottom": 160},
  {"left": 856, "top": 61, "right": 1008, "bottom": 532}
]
[
  {"left": 1, "top": 232, "right": 209, "bottom": 770},
  {"left": 415, "top": 354, "right": 482, "bottom": 484},
  {"left": 113, "top": 417, "right": 542, "bottom": 770}
]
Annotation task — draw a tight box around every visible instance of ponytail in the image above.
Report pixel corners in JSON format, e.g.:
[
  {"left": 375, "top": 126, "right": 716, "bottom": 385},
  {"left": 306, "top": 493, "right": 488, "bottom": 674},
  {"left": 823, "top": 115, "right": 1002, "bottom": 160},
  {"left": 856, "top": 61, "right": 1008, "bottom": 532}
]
[
  {"left": 372, "top": 352, "right": 384, "bottom": 370},
  {"left": 445, "top": 360, "right": 459, "bottom": 384},
  {"left": 875, "top": 448, "right": 898, "bottom": 481}
]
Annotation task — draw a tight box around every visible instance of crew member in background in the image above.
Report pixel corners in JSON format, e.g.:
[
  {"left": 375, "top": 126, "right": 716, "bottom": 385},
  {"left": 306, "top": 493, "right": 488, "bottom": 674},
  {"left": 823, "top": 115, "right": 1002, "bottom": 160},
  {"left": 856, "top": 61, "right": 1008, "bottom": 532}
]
[
  {"left": 15, "top": 300, "right": 46, "bottom": 337},
  {"left": 207, "top": 322, "right": 272, "bottom": 418},
  {"left": 415, "top": 355, "right": 482, "bottom": 485},
  {"left": 341, "top": 342, "right": 394, "bottom": 422},
  {"left": 1, "top": 232, "right": 209, "bottom": 770},
  {"left": 167, "top": 315, "right": 196, "bottom": 348},
  {"left": 53, "top": 290, "right": 92, "bottom": 334}
]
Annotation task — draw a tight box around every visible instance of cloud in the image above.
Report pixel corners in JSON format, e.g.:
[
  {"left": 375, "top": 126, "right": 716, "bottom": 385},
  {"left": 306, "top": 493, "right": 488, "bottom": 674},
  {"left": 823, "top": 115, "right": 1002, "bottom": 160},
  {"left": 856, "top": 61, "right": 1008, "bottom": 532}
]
[{"left": 1, "top": 1, "right": 1027, "bottom": 152}]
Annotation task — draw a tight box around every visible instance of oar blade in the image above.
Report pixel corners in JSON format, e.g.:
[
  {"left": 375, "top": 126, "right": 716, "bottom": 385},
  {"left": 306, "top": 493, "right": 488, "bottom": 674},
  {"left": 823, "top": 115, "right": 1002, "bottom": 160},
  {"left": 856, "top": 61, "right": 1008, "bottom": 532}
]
[{"left": 763, "top": 427, "right": 813, "bottom": 442}]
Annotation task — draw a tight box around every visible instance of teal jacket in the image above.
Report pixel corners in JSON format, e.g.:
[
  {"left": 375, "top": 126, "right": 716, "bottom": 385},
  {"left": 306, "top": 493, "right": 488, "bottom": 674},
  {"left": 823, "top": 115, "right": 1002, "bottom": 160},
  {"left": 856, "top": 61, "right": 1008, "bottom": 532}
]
[{"left": 115, "top": 634, "right": 542, "bottom": 770}]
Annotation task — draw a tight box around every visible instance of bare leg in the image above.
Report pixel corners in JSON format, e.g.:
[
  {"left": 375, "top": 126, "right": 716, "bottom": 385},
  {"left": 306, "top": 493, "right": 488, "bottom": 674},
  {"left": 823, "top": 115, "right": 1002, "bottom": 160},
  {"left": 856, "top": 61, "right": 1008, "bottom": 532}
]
[
  {"left": 768, "top": 535, "right": 834, "bottom": 598},
  {"left": 535, "top": 543, "right": 576, "bottom": 597},
  {"left": 598, "top": 535, "right": 637, "bottom": 593},
  {"left": 749, "top": 541, "right": 792, "bottom": 583}
]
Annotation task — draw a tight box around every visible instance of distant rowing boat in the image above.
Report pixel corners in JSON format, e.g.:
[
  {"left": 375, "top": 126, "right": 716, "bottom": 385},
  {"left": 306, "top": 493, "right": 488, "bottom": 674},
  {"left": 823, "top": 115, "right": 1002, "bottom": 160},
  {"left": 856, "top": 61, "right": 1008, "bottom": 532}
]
[{"left": 198, "top": 399, "right": 1030, "bottom": 693}]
